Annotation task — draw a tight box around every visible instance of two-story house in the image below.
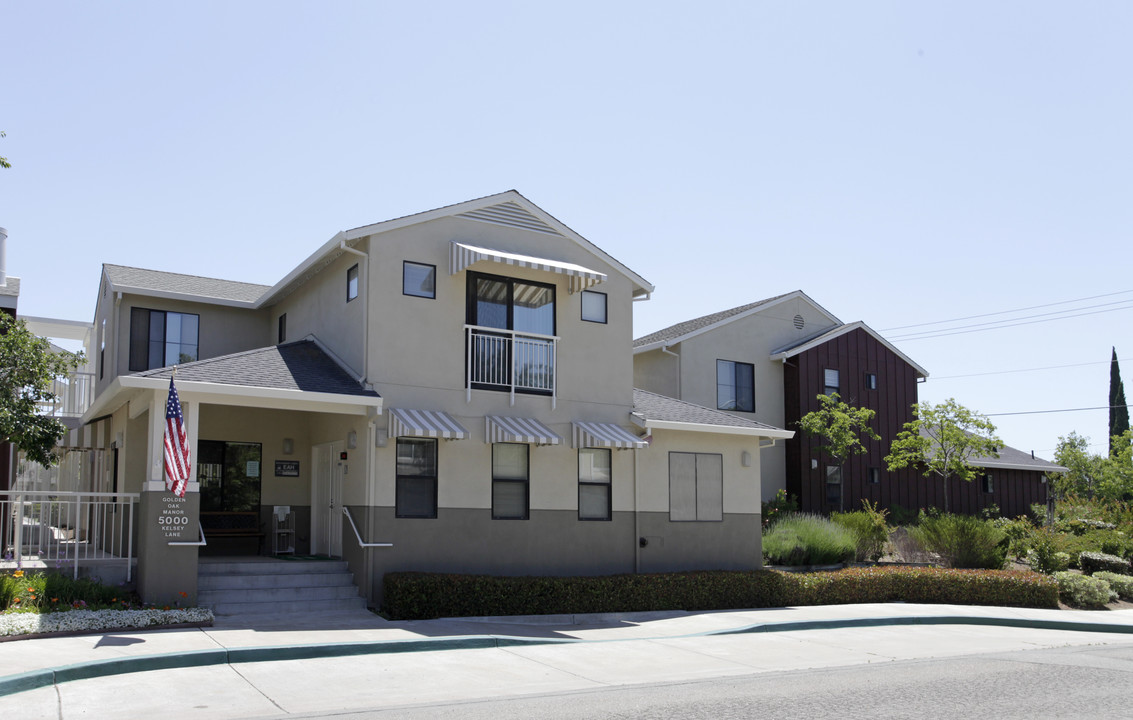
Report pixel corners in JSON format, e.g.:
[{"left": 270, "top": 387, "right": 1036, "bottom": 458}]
[
  {"left": 69, "top": 192, "right": 792, "bottom": 607},
  {"left": 634, "top": 292, "right": 1062, "bottom": 518}
]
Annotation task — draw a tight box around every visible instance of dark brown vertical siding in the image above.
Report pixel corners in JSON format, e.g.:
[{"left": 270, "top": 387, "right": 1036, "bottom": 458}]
[{"left": 948, "top": 468, "right": 1048, "bottom": 518}]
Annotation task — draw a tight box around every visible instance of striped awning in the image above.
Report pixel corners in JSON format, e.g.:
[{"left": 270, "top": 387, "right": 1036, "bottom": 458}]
[
  {"left": 572, "top": 421, "right": 649, "bottom": 449},
  {"left": 450, "top": 241, "right": 606, "bottom": 293},
  {"left": 485, "top": 415, "right": 562, "bottom": 446},
  {"left": 58, "top": 419, "right": 112, "bottom": 451},
  {"left": 388, "top": 408, "right": 469, "bottom": 440}
]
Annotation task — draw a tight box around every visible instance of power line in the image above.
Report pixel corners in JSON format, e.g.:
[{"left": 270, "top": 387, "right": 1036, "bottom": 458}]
[
  {"left": 889, "top": 302, "right": 1133, "bottom": 341},
  {"left": 881, "top": 288, "right": 1133, "bottom": 332},
  {"left": 984, "top": 403, "right": 1130, "bottom": 418},
  {"left": 929, "top": 357, "right": 1133, "bottom": 381}
]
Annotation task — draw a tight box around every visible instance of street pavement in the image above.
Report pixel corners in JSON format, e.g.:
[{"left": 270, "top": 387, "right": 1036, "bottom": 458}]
[{"left": 2, "top": 603, "right": 1133, "bottom": 718}]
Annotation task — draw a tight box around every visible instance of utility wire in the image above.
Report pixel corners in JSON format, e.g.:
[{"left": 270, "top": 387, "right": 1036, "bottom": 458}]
[
  {"left": 930, "top": 357, "right": 1133, "bottom": 381},
  {"left": 881, "top": 288, "right": 1133, "bottom": 332},
  {"left": 984, "top": 403, "right": 1131, "bottom": 418},
  {"left": 889, "top": 302, "right": 1133, "bottom": 341}
]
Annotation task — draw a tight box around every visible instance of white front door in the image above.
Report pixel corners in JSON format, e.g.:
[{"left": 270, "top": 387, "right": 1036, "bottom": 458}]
[{"left": 312, "top": 441, "right": 345, "bottom": 557}]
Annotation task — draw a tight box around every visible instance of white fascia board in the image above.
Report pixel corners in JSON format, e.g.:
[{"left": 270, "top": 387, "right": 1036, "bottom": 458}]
[
  {"left": 109, "top": 285, "right": 259, "bottom": 310},
  {"left": 114, "top": 375, "right": 382, "bottom": 415},
  {"left": 633, "top": 341, "right": 672, "bottom": 355},
  {"left": 19, "top": 316, "right": 94, "bottom": 341},
  {"left": 255, "top": 231, "right": 349, "bottom": 308},
  {"left": 634, "top": 416, "right": 796, "bottom": 439},
  {"left": 975, "top": 460, "right": 1068, "bottom": 473}
]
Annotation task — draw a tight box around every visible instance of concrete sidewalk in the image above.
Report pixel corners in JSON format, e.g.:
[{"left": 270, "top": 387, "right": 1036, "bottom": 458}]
[{"left": 3, "top": 602, "right": 1133, "bottom": 700}]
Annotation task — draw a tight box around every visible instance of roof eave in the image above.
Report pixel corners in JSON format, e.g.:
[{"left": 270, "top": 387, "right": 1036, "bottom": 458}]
[{"left": 630, "top": 414, "right": 796, "bottom": 439}]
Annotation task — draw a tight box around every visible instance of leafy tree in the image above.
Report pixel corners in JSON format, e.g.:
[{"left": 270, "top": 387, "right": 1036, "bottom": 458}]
[
  {"left": 798, "top": 392, "right": 880, "bottom": 511},
  {"left": 1111, "top": 347, "right": 1129, "bottom": 456},
  {"left": 0, "top": 314, "right": 83, "bottom": 466},
  {"left": 1097, "top": 430, "right": 1133, "bottom": 501},
  {"left": 1052, "top": 431, "right": 1106, "bottom": 498},
  {"left": 884, "top": 398, "right": 1001, "bottom": 513}
]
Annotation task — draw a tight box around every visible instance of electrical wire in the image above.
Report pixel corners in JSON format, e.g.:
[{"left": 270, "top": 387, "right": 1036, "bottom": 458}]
[
  {"left": 929, "top": 357, "right": 1132, "bottom": 381},
  {"left": 889, "top": 302, "right": 1133, "bottom": 341},
  {"left": 881, "top": 288, "right": 1133, "bottom": 332}
]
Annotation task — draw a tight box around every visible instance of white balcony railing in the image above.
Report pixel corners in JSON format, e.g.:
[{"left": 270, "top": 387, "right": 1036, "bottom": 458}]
[
  {"left": 43, "top": 372, "right": 95, "bottom": 418},
  {"left": 466, "top": 325, "right": 558, "bottom": 408},
  {"left": 0, "top": 490, "right": 138, "bottom": 580}
]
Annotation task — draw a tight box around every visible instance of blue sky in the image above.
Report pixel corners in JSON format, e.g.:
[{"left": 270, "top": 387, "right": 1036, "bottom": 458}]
[{"left": 2, "top": 2, "right": 1129, "bottom": 461}]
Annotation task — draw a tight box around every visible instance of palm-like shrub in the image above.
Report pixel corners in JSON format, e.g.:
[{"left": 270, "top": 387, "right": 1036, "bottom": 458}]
[{"left": 763, "top": 513, "right": 857, "bottom": 566}]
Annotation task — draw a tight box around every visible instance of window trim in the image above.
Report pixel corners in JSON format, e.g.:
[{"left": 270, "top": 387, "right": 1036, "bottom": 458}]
[
  {"left": 395, "top": 437, "right": 438, "bottom": 519},
  {"left": 865, "top": 372, "right": 878, "bottom": 391},
  {"left": 578, "top": 447, "right": 612, "bottom": 521},
  {"left": 716, "top": 359, "right": 755, "bottom": 412},
  {"left": 128, "top": 307, "right": 200, "bottom": 372},
  {"left": 824, "top": 368, "right": 840, "bottom": 396},
  {"left": 403, "top": 261, "right": 437, "bottom": 299},
  {"left": 492, "top": 443, "right": 530, "bottom": 520},
  {"left": 580, "top": 290, "right": 608, "bottom": 324},
  {"left": 346, "top": 263, "right": 359, "bottom": 302},
  {"left": 466, "top": 270, "right": 557, "bottom": 336}
]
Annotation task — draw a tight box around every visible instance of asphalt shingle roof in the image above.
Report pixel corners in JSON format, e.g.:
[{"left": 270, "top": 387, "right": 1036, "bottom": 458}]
[
  {"left": 918, "top": 428, "right": 1066, "bottom": 472},
  {"left": 0, "top": 277, "right": 21, "bottom": 298},
  {"left": 633, "top": 292, "right": 796, "bottom": 348},
  {"left": 104, "top": 264, "right": 271, "bottom": 304},
  {"left": 134, "top": 340, "right": 380, "bottom": 398},
  {"left": 632, "top": 388, "right": 788, "bottom": 432}
]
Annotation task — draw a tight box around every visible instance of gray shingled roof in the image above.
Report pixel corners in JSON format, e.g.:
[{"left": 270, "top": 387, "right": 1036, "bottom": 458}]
[
  {"left": 633, "top": 292, "right": 796, "bottom": 348},
  {"left": 918, "top": 428, "right": 1066, "bottom": 473},
  {"left": 134, "top": 340, "right": 380, "bottom": 398},
  {"left": 104, "top": 264, "right": 271, "bottom": 304},
  {"left": 0, "top": 277, "right": 21, "bottom": 298},
  {"left": 632, "top": 388, "right": 788, "bottom": 432}
]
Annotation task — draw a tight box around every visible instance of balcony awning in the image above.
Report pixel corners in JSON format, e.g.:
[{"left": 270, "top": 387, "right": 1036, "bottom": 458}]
[
  {"left": 450, "top": 241, "right": 606, "bottom": 293},
  {"left": 485, "top": 415, "right": 562, "bottom": 446},
  {"left": 572, "top": 421, "right": 649, "bottom": 449},
  {"left": 389, "top": 408, "right": 469, "bottom": 440}
]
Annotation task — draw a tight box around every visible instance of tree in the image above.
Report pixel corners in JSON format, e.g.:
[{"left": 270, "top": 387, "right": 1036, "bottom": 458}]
[
  {"left": 884, "top": 398, "right": 1001, "bottom": 513},
  {"left": 1111, "top": 347, "right": 1129, "bottom": 457},
  {"left": 1052, "top": 431, "right": 1106, "bottom": 498},
  {"left": 797, "top": 392, "right": 880, "bottom": 512},
  {"left": 0, "top": 130, "right": 9, "bottom": 169},
  {"left": 0, "top": 314, "right": 83, "bottom": 466}
]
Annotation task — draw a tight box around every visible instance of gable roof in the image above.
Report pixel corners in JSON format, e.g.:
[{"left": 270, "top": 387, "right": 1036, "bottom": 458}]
[
  {"left": 633, "top": 290, "right": 840, "bottom": 352},
  {"left": 103, "top": 264, "right": 271, "bottom": 307},
  {"left": 917, "top": 427, "right": 1066, "bottom": 474},
  {"left": 631, "top": 388, "right": 794, "bottom": 439},
  {"left": 770, "top": 321, "right": 930, "bottom": 380}
]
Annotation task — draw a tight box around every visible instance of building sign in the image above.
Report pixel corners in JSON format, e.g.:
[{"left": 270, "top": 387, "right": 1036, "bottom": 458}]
[
  {"left": 158, "top": 495, "right": 192, "bottom": 540},
  {"left": 275, "top": 460, "right": 300, "bottom": 477}
]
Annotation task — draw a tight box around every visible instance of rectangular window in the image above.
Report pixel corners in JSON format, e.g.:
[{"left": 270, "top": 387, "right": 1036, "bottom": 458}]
[
  {"left": 826, "top": 465, "right": 842, "bottom": 507},
  {"left": 396, "top": 438, "right": 438, "bottom": 518},
  {"left": 492, "top": 443, "right": 529, "bottom": 519},
  {"left": 581, "top": 290, "right": 607, "bottom": 324},
  {"left": 717, "top": 360, "right": 755, "bottom": 412},
  {"left": 347, "top": 263, "right": 359, "bottom": 302},
  {"left": 869, "top": 467, "right": 881, "bottom": 484},
  {"left": 467, "top": 271, "right": 556, "bottom": 395},
  {"left": 129, "top": 308, "right": 200, "bottom": 371},
  {"left": 824, "top": 368, "right": 840, "bottom": 396},
  {"left": 403, "top": 261, "right": 436, "bottom": 299},
  {"left": 99, "top": 318, "right": 106, "bottom": 380},
  {"left": 197, "top": 440, "right": 262, "bottom": 512},
  {"left": 982, "top": 474, "right": 994, "bottom": 494},
  {"left": 865, "top": 372, "right": 878, "bottom": 390},
  {"left": 278, "top": 314, "right": 287, "bottom": 344},
  {"left": 578, "top": 448, "right": 612, "bottom": 521},
  {"left": 669, "top": 452, "right": 723, "bottom": 521}
]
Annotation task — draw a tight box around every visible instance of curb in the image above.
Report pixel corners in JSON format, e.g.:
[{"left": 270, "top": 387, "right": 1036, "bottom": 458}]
[{"left": 3, "top": 614, "right": 1133, "bottom": 697}]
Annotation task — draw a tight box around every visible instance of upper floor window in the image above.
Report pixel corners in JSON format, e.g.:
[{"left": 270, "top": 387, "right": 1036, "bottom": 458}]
[
  {"left": 129, "top": 308, "right": 199, "bottom": 371},
  {"left": 581, "top": 290, "right": 607, "bottom": 324},
  {"left": 278, "top": 313, "right": 287, "bottom": 344},
  {"left": 466, "top": 271, "right": 556, "bottom": 395},
  {"left": 467, "top": 271, "right": 555, "bottom": 335},
  {"left": 824, "top": 368, "right": 840, "bottom": 396},
  {"left": 346, "top": 264, "right": 359, "bottom": 302},
  {"left": 717, "top": 359, "right": 754, "bottom": 412},
  {"left": 865, "top": 372, "right": 878, "bottom": 390},
  {"left": 99, "top": 318, "right": 106, "bottom": 380},
  {"left": 403, "top": 261, "right": 436, "bottom": 299}
]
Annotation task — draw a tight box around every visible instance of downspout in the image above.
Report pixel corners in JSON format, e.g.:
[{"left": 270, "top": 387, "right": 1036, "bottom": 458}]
[
  {"left": 633, "top": 439, "right": 641, "bottom": 574},
  {"left": 661, "top": 345, "right": 680, "bottom": 397},
  {"left": 339, "top": 240, "right": 370, "bottom": 385}
]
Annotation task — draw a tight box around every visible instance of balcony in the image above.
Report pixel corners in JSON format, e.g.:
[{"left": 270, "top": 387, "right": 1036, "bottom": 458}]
[
  {"left": 466, "top": 325, "right": 558, "bottom": 407},
  {"left": 43, "top": 372, "right": 95, "bottom": 418}
]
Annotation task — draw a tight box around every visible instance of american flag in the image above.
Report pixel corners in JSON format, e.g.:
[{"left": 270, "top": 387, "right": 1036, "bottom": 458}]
[{"left": 163, "top": 376, "right": 192, "bottom": 498}]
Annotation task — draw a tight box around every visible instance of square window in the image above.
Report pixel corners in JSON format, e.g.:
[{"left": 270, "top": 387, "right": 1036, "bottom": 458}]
[
  {"left": 396, "top": 438, "right": 437, "bottom": 518},
  {"left": 578, "top": 448, "right": 611, "bottom": 521},
  {"left": 347, "top": 264, "right": 359, "bottom": 302},
  {"left": 492, "top": 443, "right": 529, "bottom": 519},
  {"left": 403, "top": 261, "right": 436, "bottom": 299},
  {"left": 717, "top": 359, "right": 755, "bottom": 412},
  {"left": 824, "top": 368, "right": 840, "bottom": 396},
  {"left": 865, "top": 372, "right": 878, "bottom": 390},
  {"left": 581, "top": 290, "right": 607, "bottom": 324}
]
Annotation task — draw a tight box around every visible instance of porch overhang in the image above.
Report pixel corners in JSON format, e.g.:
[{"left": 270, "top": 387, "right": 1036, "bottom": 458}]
[{"left": 450, "top": 241, "right": 606, "bottom": 293}]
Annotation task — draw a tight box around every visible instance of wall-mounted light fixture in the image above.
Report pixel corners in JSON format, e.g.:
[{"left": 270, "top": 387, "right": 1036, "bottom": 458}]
[
  {"left": 346, "top": 431, "right": 358, "bottom": 449},
  {"left": 741, "top": 451, "right": 752, "bottom": 468},
  {"left": 282, "top": 438, "right": 294, "bottom": 455}
]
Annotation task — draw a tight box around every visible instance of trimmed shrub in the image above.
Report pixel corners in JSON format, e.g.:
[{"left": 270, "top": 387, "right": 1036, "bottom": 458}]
[
  {"left": 1053, "top": 571, "right": 1117, "bottom": 608},
  {"left": 908, "top": 513, "right": 1007, "bottom": 569},
  {"left": 763, "top": 513, "right": 856, "bottom": 566},
  {"left": 1078, "top": 551, "right": 1131, "bottom": 576},
  {"left": 1059, "top": 529, "right": 1133, "bottom": 566},
  {"left": 830, "top": 501, "right": 890, "bottom": 562},
  {"left": 1093, "top": 572, "right": 1133, "bottom": 601}
]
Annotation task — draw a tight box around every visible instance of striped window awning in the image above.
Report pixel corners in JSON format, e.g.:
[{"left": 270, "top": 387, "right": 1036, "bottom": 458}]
[
  {"left": 450, "top": 241, "right": 606, "bottom": 294},
  {"left": 485, "top": 415, "right": 562, "bottom": 446},
  {"left": 388, "top": 408, "right": 469, "bottom": 440},
  {"left": 58, "top": 419, "right": 112, "bottom": 451},
  {"left": 572, "top": 421, "right": 649, "bottom": 449}
]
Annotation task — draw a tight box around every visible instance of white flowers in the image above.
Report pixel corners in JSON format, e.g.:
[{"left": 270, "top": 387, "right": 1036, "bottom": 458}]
[{"left": 0, "top": 607, "right": 213, "bottom": 637}]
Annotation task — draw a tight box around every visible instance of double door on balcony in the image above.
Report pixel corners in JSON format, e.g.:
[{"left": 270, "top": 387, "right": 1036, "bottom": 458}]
[{"left": 466, "top": 271, "right": 557, "bottom": 396}]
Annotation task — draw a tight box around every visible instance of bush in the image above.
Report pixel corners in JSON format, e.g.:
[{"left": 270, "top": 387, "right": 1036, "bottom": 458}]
[
  {"left": 2, "top": 570, "right": 138, "bottom": 613},
  {"left": 888, "top": 503, "right": 921, "bottom": 527},
  {"left": 763, "top": 513, "right": 857, "bottom": 566},
  {"left": 1053, "top": 571, "right": 1117, "bottom": 608},
  {"left": 1078, "top": 551, "right": 1131, "bottom": 576},
  {"left": 1059, "top": 529, "right": 1133, "bottom": 566},
  {"left": 830, "top": 501, "right": 890, "bottom": 562},
  {"left": 1029, "top": 503, "right": 1050, "bottom": 526},
  {"left": 908, "top": 513, "right": 1007, "bottom": 569},
  {"left": 1093, "top": 572, "right": 1133, "bottom": 601},
  {"left": 993, "top": 516, "right": 1036, "bottom": 560},
  {"left": 761, "top": 489, "right": 798, "bottom": 530},
  {"left": 1027, "top": 527, "right": 1070, "bottom": 574}
]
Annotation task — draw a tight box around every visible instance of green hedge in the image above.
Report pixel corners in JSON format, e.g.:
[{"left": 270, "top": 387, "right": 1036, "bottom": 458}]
[{"left": 382, "top": 567, "right": 1059, "bottom": 620}]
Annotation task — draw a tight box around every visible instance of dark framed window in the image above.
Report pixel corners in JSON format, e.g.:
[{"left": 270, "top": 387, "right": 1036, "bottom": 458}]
[
  {"left": 403, "top": 261, "right": 436, "bottom": 299},
  {"left": 869, "top": 467, "right": 881, "bottom": 484},
  {"left": 669, "top": 452, "right": 723, "bottom": 521},
  {"left": 99, "top": 318, "right": 106, "bottom": 380},
  {"left": 865, "top": 372, "right": 878, "bottom": 390},
  {"left": 581, "top": 290, "right": 607, "bottom": 324},
  {"left": 347, "top": 263, "right": 359, "bottom": 302},
  {"left": 982, "top": 474, "right": 994, "bottom": 494},
  {"left": 396, "top": 438, "right": 438, "bottom": 518},
  {"left": 824, "top": 369, "right": 840, "bottom": 396},
  {"left": 492, "top": 443, "right": 529, "bottom": 519},
  {"left": 197, "top": 440, "right": 262, "bottom": 512},
  {"left": 578, "top": 448, "right": 612, "bottom": 520},
  {"left": 826, "top": 465, "right": 842, "bottom": 507},
  {"left": 717, "top": 359, "right": 755, "bottom": 412},
  {"left": 278, "top": 314, "right": 287, "bottom": 344},
  {"left": 129, "top": 308, "right": 200, "bottom": 371},
  {"left": 467, "top": 271, "right": 556, "bottom": 395}
]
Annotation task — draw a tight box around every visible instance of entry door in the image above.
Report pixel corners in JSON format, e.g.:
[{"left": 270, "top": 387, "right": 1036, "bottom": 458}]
[{"left": 312, "top": 442, "right": 345, "bottom": 557}]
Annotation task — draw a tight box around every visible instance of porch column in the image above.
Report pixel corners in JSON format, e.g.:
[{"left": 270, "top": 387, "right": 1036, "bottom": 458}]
[{"left": 136, "top": 389, "right": 201, "bottom": 607}]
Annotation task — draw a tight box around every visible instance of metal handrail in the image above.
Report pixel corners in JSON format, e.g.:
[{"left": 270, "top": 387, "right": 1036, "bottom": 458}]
[
  {"left": 168, "top": 521, "right": 207, "bottom": 546},
  {"left": 342, "top": 507, "right": 392, "bottom": 548}
]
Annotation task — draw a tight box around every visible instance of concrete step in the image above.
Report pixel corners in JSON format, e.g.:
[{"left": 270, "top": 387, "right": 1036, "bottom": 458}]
[
  {"left": 208, "top": 597, "right": 368, "bottom": 616},
  {"left": 198, "top": 560, "right": 349, "bottom": 576},
  {"left": 198, "top": 571, "right": 357, "bottom": 591},
  {"left": 197, "top": 558, "right": 366, "bottom": 616},
  {"left": 199, "top": 584, "right": 363, "bottom": 605}
]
